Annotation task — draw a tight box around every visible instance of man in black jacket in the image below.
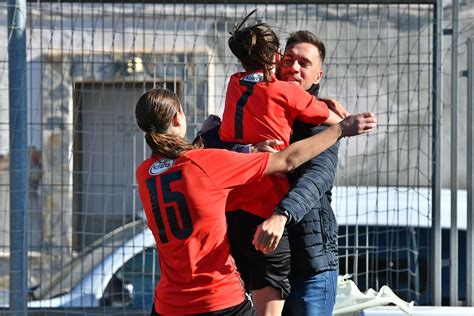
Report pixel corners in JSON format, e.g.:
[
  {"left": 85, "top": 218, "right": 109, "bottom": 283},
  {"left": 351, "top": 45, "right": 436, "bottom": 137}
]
[{"left": 253, "top": 31, "right": 343, "bottom": 316}]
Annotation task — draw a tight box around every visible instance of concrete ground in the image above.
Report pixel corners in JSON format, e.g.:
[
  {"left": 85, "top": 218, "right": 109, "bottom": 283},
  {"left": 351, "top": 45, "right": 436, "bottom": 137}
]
[{"left": 360, "top": 306, "right": 474, "bottom": 316}]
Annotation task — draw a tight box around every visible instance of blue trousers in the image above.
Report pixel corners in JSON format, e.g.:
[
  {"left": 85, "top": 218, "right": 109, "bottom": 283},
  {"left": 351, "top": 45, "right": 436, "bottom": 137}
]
[{"left": 283, "top": 270, "right": 338, "bottom": 316}]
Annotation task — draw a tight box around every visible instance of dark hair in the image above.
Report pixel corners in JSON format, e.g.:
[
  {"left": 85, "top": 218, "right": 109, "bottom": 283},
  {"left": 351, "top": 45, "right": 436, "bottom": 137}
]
[
  {"left": 228, "top": 22, "right": 280, "bottom": 83},
  {"left": 135, "top": 88, "right": 196, "bottom": 159},
  {"left": 285, "top": 30, "right": 326, "bottom": 63}
]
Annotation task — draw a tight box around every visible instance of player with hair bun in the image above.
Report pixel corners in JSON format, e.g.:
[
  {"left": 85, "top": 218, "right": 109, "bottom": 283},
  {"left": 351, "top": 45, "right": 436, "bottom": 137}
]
[{"left": 220, "top": 10, "right": 368, "bottom": 316}]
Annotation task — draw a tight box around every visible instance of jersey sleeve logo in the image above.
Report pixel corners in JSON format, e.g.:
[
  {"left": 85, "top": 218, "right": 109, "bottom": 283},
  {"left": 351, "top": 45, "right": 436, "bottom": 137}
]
[
  {"left": 241, "top": 72, "right": 264, "bottom": 83},
  {"left": 149, "top": 158, "right": 175, "bottom": 175}
]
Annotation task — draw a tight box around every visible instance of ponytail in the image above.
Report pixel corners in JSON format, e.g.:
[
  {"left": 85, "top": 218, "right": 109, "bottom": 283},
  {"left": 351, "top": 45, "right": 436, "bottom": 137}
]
[
  {"left": 136, "top": 88, "right": 200, "bottom": 158},
  {"left": 145, "top": 131, "right": 197, "bottom": 159}
]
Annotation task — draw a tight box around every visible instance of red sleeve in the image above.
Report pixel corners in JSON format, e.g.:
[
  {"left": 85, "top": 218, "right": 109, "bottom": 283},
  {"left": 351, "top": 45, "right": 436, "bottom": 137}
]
[
  {"left": 185, "top": 149, "right": 270, "bottom": 189},
  {"left": 284, "top": 83, "right": 330, "bottom": 125}
]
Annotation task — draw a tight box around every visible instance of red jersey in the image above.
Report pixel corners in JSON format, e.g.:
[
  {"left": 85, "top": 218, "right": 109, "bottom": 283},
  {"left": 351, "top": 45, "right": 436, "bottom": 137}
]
[
  {"left": 136, "top": 149, "right": 270, "bottom": 315},
  {"left": 220, "top": 71, "right": 329, "bottom": 148},
  {"left": 219, "top": 71, "right": 329, "bottom": 218}
]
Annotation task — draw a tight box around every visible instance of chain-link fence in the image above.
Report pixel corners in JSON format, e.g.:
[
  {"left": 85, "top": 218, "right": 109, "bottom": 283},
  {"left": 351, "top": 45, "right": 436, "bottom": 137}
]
[{"left": 2, "top": 0, "right": 474, "bottom": 314}]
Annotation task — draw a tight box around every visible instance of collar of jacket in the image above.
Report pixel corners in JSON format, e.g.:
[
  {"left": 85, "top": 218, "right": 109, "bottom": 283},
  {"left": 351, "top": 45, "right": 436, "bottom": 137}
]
[{"left": 307, "top": 83, "right": 320, "bottom": 97}]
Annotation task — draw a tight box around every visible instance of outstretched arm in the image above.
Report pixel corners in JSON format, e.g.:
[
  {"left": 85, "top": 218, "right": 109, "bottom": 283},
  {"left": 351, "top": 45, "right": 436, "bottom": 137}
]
[
  {"left": 264, "top": 112, "right": 375, "bottom": 176},
  {"left": 255, "top": 113, "right": 376, "bottom": 253}
]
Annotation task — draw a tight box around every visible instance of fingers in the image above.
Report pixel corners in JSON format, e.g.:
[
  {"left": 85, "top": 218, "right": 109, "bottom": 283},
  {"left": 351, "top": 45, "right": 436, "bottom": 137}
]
[
  {"left": 361, "top": 112, "right": 376, "bottom": 124},
  {"left": 360, "top": 113, "right": 377, "bottom": 132},
  {"left": 331, "top": 107, "right": 345, "bottom": 120},
  {"left": 363, "top": 122, "right": 377, "bottom": 130},
  {"left": 322, "top": 98, "right": 350, "bottom": 119},
  {"left": 263, "top": 139, "right": 283, "bottom": 147},
  {"left": 334, "top": 104, "right": 350, "bottom": 119},
  {"left": 254, "top": 139, "right": 283, "bottom": 153},
  {"left": 252, "top": 225, "right": 279, "bottom": 254},
  {"left": 253, "top": 236, "right": 277, "bottom": 254},
  {"left": 340, "top": 109, "right": 350, "bottom": 119},
  {"left": 253, "top": 235, "right": 268, "bottom": 253},
  {"left": 361, "top": 112, "right": 375, "bottom": 118},
  {"left": 267, "top": 235, "right": 281, "bottom": 252},
  {"left": 252, "top": 225, "right": 267, "bottom": 252},
  {"left": 360, "top": 125, "right": 376, "bottom": 134},
  {"left": 261, "top": 145, "right": 279, "bottom": 154},
  {"left": 358, "top": 112, "right": 376, "bottom": 122},
  {"left": 340, "top": 112, "right": 377, "bottom": 137}
]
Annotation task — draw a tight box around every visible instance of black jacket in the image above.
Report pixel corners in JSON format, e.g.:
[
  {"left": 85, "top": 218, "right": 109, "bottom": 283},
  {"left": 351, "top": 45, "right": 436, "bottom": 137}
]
[{"left": 278, "top": 84, "right": 340, "bottom": 277}]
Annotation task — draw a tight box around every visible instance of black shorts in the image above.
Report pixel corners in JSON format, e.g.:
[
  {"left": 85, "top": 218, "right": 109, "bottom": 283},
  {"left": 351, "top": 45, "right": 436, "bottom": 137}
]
[
  {"left": 226, "top": 210, "right": 291, "bottom": 298},
  {"left": 150, "top": 295, "right": 255, "bottom": 315}
]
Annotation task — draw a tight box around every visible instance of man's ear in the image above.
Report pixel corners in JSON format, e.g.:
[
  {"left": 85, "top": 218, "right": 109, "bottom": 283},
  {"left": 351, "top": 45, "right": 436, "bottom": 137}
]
[{"left": 314, "top": 69, "right": 323, "bottom": 84}]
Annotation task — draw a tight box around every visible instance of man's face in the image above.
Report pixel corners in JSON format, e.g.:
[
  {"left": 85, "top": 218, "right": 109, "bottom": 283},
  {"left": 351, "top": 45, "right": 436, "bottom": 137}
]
[{"left": 278, "top": 42, "right": 323, "bottom": 90}]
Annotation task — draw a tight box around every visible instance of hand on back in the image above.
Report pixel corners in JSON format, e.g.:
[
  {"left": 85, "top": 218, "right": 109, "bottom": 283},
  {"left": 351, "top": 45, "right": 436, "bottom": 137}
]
[
  {"left": 320, "top": 98, "right": 350, "bottom": 119},
  {"left": 251, "top": 139, "right": 284, "bottom": 153}
]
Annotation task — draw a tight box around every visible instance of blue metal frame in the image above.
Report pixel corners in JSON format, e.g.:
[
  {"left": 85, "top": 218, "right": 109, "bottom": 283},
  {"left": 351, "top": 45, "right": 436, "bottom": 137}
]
[{"left": 8, "top": 0, "right": 28, "bottom": 314}]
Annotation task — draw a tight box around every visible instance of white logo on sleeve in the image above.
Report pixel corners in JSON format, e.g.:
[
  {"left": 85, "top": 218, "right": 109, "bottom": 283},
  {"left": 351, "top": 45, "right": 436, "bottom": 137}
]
[{"left": 149, "top": 158, "right": 175, "bottom": 175}]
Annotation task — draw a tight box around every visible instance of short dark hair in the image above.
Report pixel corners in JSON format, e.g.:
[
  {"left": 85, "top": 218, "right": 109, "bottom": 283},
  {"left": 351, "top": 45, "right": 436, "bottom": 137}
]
[{"left": 285, "top": 31, "right": 325, "bottom": 63}]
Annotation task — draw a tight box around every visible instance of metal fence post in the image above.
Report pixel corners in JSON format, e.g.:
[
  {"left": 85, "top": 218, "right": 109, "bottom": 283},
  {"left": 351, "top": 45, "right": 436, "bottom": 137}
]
[
  {"left": 8, "top": 0, "right": 28, "bottom": 314},
  {"left": 467, "top": 36, "right": 474, "bottom": 307},
  {"left": 431, "top": 0, "right": 443, "bottom": 306},
  {"left": 450, "top": 0, "right": 459, "bottom": 306}
]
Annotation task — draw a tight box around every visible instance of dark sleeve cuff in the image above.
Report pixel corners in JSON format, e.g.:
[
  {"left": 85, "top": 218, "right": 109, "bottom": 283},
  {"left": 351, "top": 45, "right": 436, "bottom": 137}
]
[{"left": 232, "top": 144, "right": 251, "bottom": 153}]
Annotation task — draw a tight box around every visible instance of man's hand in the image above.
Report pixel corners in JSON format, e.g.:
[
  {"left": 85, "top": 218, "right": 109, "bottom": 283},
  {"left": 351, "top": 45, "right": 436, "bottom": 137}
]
[
  {"left": 339, "top": 112, "right": 377, "bottom": 138},
  {"left": 251, "top": 139, "right": 284, "bottom": 153},
  {"left": 252, "top": 213, "right": 287, "bottom": 253},
  {"left": 321, "top": 98, "right": 350, "bottom": 119}
]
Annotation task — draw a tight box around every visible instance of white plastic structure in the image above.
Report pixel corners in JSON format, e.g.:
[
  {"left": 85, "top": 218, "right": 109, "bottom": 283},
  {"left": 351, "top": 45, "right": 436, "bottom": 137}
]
[{"left": 334, "top": 275, "right": 414, "bottom": 316}]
